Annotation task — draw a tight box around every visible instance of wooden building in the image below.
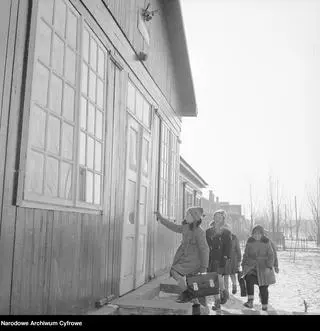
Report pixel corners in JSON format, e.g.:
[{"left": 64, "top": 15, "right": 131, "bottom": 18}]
[
  {"left": 178, "top": 157, "right": 208, "bottom": 222},
  {"left": 0, "top": 0, "right": 197, "bottom": 314}
]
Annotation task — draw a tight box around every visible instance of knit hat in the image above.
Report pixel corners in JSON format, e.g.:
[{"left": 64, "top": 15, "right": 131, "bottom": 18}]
[
  {"left": 186, "top": 206, "right": 204, "bottom": 222},
  {"left": 210, "top": 209, "right": 227, "bottom": 227},
  {"left": 252, "top": 225, "right": 264, "bottom": 236}
]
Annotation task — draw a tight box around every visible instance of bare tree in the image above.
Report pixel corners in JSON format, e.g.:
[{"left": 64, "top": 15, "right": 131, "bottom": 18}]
[
  {"left": 307, "top": 181, "right": 320, "bottom": 246},
  {"left": 268, "top": 175, "right": 276, "bottom": 234}
]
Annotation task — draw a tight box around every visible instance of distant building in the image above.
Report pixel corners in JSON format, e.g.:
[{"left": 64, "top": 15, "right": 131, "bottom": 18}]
[
  {"left": 201, "top": 191, "right": 246, "bottom": 235},
  {"left": 178, "top": 157, "right": 208, "bottom": 221}
]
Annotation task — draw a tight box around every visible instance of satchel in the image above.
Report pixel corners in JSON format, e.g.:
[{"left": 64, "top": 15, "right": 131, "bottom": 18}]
[
  {"left": 186, "top": 272, "right": 219, "bottom": 298},
  {"left": 237, "top": 271, "right": 247, "bottom": 297}
]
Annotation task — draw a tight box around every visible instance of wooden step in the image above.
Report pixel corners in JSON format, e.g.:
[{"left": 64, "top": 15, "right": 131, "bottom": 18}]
[{"left": 113, "top": 298, "right": 192, "bottom": 315}]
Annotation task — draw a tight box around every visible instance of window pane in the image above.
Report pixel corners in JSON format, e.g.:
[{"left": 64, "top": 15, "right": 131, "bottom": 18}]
[
  {"left": 135, "top": 91, "right": 143, "bottom": 121},
  {"left": 97, "top": 48, "right": 105, "bottom": 78},
  {"left": 139, "top": 186, "right": 147, "bottom": 225},
  {"left": 60, "top": 162, "right": 72, "bottom": 200},
  {"left": 95, "top": 110, "right": 103, "bottom": 140},
  {"left": 96, "top": 78, "right": 104, "bottom": 109},
  {"left": 86, "top": 171, "right": 93, "bottom": 203},
  {"left": 95, "top": 141, "right": 102, "bottom": 172},
  {"left": 90, "top": 38, "right": 97, "bottom": 71},
  {"left": 79, "top": 132, "right": 86, "bottom": 165},
  {"left": 79, "top": 167, "right": 85, "bottom": 201},
  {"left": 50, "top": 73, "right": 63, "bottom": 115},
  {"left": 94, "top": 174, "right": 101, "bottom": 205},
  {"left": 44, "top": 157, "right": 59, "bottom": 197},
  {"left": 143, "top": 100, "right": 150, "bottom": 127},
  {"left": 89, "top": 70, "right": 96, "bottom": 101},
  {"left": 67, "top": 9, "right": 77, "bottom": 49},
  {"left": 127, "top": 180, "right": 136, "bottom": 224},
  {"left": 32, "top": 62, "right": 49, "bottom": 106},
  {"left": 63, "top": 84, "right": 75, "bottom": 121},
  {"left": 87, "top": 103, "right": 95, "bottom": 135},
  {"left": 65, "top": 47, "right": 76, "bottom": 84},
  {"left": 127, "top": 81, "right": 135, "bottom": 113},
  {"left": 38, "top": 0, "right": 54, "bottom": 24},
  {"left": 35, "top": 19, "right": 51, "bottom": 65},
  {"left": 82, "top": 29, "right": 89, "bottom": 63},
  {"left": 142, "top": 138, "right": 149, "bottom": 176},
  {"left": 29, "top": 105, "right": 46, "bottom": 149},
  {"left": 87, "top": 136, "right": 94, "bottom": 169},
  {"left": 81, "top": 63, "right": 88, "bottom": 95},
  {"left": 80, "top": 97, "right": 87, "bottom": 130},
  {"left": 47, "top": 115, "right": 60, "bottom": 155},
  {"left": 129, "top": 128, "right": 138, "bottom": 171},
  {"left": 54, "top": 0, "right": 66, "bottom": 37},
  {"left": 26, "top": 151, "right": 44, "bottom": 194},
  {"left": 52, "top": 34, "right": 64, "bottom": 75},
  {"left": 62, "top": 123, "right": 73, "bottom": 160}
]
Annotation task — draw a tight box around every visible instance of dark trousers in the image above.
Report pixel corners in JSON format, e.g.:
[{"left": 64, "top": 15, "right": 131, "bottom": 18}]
[{"left": 245, "top": 274, "right": 269, "bottom": 305}]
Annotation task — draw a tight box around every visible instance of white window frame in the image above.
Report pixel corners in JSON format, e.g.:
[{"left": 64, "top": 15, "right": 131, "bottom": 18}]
[{"left": 17, "top": 0, "right": 112, "bottom": 213}]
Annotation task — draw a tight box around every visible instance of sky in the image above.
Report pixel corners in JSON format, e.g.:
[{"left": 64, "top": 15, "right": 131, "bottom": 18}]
[{"left": 180, "top": 0, "right": 320, "bottom": 219}]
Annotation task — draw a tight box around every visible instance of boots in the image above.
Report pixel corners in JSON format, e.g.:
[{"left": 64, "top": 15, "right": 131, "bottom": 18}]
[
  {"left": 211, "top": 297, "right": 221, "bottom": 311},
  {"left": 243, "top": 295, "right": 254, "bottom": 308},
  {"left": 176, "top": 289, "right": 192, "bottom": 303},
  {"left": 232, "top": 284, "right": 237, "bottom": 294},
  {"left": 220, "top": 289, "right": 229, "bottom": 304},
  {"left": 262, "top": 304, "right": 268, "bottom": 311}
]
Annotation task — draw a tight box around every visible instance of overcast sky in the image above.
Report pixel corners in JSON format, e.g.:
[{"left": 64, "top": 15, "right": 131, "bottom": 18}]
[{"left": 180, "top": 0, "right": 320, "bottom": 219}]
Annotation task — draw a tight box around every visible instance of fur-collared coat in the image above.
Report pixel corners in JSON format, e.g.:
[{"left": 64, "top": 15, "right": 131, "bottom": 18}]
[
  {"left": 206, "top": 226, "right": 232, "bottom": 273},
  {"left": 159, "top": 218, "right": 209, "bottom": 276},
  {"left": 223, "top": 234, "right": 242, "bottom": 275},
  {"left": 241, "top": 236, "right": 276, "bottom": 286}
]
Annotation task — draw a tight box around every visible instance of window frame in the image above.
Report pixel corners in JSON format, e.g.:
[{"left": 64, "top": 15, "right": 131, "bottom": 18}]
[
  {"left": 17, "top": 0, "right": 113, "bottom": 214},
  {"left": 158, "top": 121, "right": 179, "bottom": 219}
]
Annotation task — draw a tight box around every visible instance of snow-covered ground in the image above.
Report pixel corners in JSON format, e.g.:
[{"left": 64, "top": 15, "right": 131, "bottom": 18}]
[
  {"left": 156, "top": 244, "right": 320, "bottom": 314},
  {"left": 230, "top": 249, "right": 320, "bottom": 313}
]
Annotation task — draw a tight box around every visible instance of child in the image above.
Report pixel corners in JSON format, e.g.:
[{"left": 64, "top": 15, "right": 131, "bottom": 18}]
[
  {"left": 223, "top": 232, "right": 242, "bottom": 295},
  {"left": 155, "top": 207, "right": 210, "bottom": 313},
  {"left": 206, "top": 210, "right": 232, "bottom": 310},
  {"left": 241, "top": 225, "right": 276, "bottom": 311}
]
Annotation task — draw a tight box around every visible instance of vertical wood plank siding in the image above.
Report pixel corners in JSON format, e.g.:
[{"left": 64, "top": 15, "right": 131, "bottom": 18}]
[
  {"left": 104, "top": 0, "right": 180, "bottom": 114},
  {"left": 0, "top": 0, "right": 184, "bottom": 315}
]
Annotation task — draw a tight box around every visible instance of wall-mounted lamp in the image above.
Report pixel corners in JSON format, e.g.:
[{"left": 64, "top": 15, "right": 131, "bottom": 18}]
[
  {"left": 137, "top": 51, "right": 148, "bottom": 62},
  {"left": 142, "top": 3, "right": 159, "bottom": 22}
]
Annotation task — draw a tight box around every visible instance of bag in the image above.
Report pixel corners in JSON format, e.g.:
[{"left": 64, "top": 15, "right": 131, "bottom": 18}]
[
  {"left": 237, "top": 271, "right": 247, "bottom": 297},
  {"left": 186, "top": 272, "right": 219, "bottom": 298}
]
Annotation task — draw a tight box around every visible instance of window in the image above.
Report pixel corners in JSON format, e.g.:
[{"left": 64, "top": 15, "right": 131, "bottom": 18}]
[
  {"left": 159, "top": 124, "right": 169, "bottom": 216},
  {"left": 168, "top": 133, "right": 178, "bottom": 218},
  {"left": 126, "top": 80, "right": 151, "bottom": 129},
  {"left": 23, "top": 0, "right": 107, "bottom": 209},
  {"left": 159, "top": 123, "right": 179, "bottom": 218}
]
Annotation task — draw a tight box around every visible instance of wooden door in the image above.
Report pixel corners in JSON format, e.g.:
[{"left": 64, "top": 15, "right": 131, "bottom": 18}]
[
  {"left": 135, "top": 128, "right": 151, "bottom": 287},
  {"left": 119, "top": 115, "right": 151, "bottom": 294}
]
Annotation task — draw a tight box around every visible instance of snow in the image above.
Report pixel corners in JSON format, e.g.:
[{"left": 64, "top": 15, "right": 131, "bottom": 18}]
[
  {"left": 155, "top": 245, "right": 320, "bottom": 314},
  {"left": 225, "top": 248, "right": 320, "bottom": 313}
]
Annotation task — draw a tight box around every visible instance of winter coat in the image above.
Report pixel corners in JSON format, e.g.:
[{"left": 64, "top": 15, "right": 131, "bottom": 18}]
[
  {"left": 160, "top": 218, "right": 209, "bottom": 276},
  {"left": 269, "top": 239, "right": 279, "bottom": 268},
  {"left": 223, "top": 234, "right": 242, "bottom": 275},
  {"left": 241, "top": 236, "right": 276, "bottom": 286},
  {"left": 206, "top": 226, "right": 232, "bottom": 273}
]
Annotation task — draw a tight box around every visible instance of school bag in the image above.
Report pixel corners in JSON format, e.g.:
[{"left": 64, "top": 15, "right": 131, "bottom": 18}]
[{"left": 186, "top": 272, "right": 219, "bottom": 298}]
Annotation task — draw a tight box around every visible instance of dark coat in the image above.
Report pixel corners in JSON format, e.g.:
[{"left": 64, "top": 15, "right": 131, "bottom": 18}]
[
  {"left": 241, "top": 236, "right": 276, "bottom": 286},
  {"left": 160, "top": 218, "right": 209, "bottom": 276},
  {"left": 269, "top": 239, "right": 279, "bottom": 268},
  {"left": 206, "top": 226, "right": 232, "bottom": 273},
  {"left": 223, "top": 234, "right": 242, "bottom": 275}
]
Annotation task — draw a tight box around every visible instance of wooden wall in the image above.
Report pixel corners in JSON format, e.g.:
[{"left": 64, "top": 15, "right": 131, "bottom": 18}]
[
  {"left": 0, "top": 0, "right": 183, "bottom": 315},
  {"left": 103, "top": 0, "right": 180, "bottom": 114}
]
